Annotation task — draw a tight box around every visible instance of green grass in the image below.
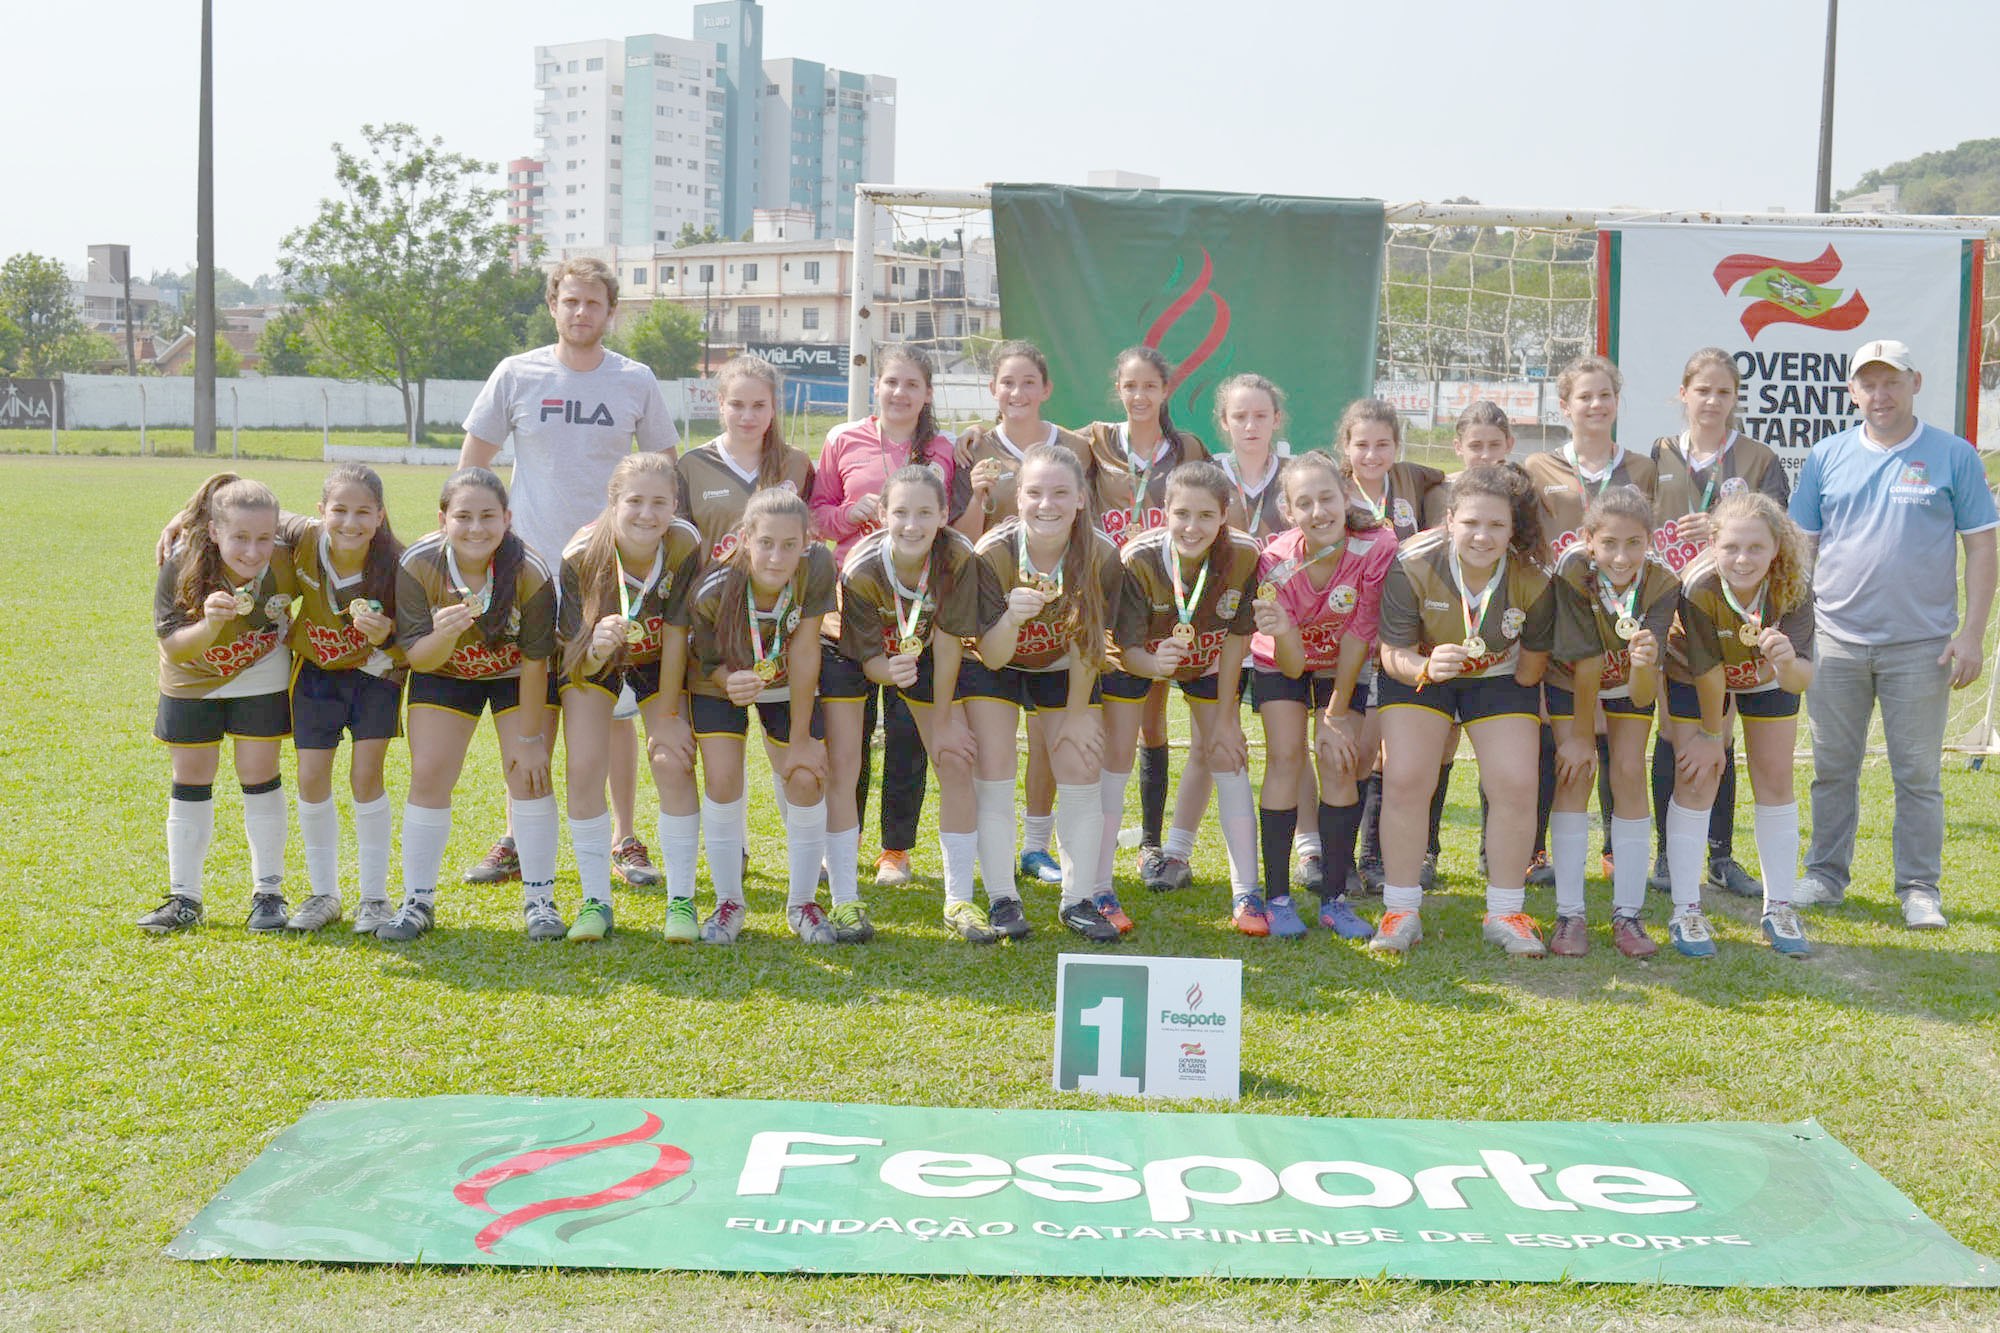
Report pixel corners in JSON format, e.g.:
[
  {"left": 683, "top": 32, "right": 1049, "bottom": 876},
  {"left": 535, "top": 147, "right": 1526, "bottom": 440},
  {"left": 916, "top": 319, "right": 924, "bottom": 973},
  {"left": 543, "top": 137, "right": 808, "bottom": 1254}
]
[{"left": 5, "top": 455, "right": 2000, "bottom": 1331}]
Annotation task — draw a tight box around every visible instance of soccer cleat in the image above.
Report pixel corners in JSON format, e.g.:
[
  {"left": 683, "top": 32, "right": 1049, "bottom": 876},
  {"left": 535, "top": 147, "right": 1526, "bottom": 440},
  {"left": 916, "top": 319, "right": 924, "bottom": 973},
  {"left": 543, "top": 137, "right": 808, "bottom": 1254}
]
[
  {"left": 1358, "top": 856, "right": 1385, "bottom": 895},
  {"left": 1761, "top": 904, "right": 1811, "bottom": 956},
  {"left": 1136, "top": 845, "right": 1169, "bottom": 891},
  {"left": 830, "top": 900, "right": 876, "bottom": 944},
  {"left": 567, "top": 899, "right": 614, "bottom": 942},
  {"left": 375, "top": 899, "right": 435, "bottom": 942},
  {"left": 662, "top": 897, "right": 699, "bottom": 943},
  {"left": 1419, "top": 853, "right": 1438, "bottom": 893},
  {"left": 1230, "top": 893, "right": 1272, "bottom": 937},
  {"left": 246, "top": 893, "right": 291, "bottom": 933},
  {"left": 1318, "top": 895, "right": 1375, "bottom": 940},
  {"left": 1600, "top": 852, "right": 1615, "bottom": 880},
  {"left": 463, "top": 836, "right": 520, "bottom": 884},
  {"left": 351, "top": 899, "right": 394, "bottom": 935},
  {"left": 1792, "top": 874, "right": 1844, "bottom": 908},
  {"left": 944, "top": 900, "right": 999, "bottom": 943},
  {"left": 524, "top": 899, "right": 568, "bottom": 942},
  {"left": 1525, "top": 850, "right": 1555, "bottom": 887},
  {"left": 138, "top": 894, "right": 204, "bottom": 934},
  {"left": 1297, "top": 854, "right": 1324, "bottom": 895},
  {"left": 1153, "top": 854, "right": 1193, "bottom": 893},
  {"left": 1266, "top": 894, "right": 1308, "bottom": 939},
  {"left": 1058, "top": 898, "right": 1120, "bottom": 943},
  {"left": 787, "top": 901, "right": 837, "bottom": 944},
  {"left": 1093, "top": 891, "right": 1135, "bottom": 935},
  {"left": 1368, "top": 909, "right": 1422, "bottom": 954},
  {"left": 1668, "top": 908, "right": 1717, "bottom": 958},
  {"left": 286, "top": 894, "right": 343, "bottom": 933},
  {"left": 1647, "top": 850, "right": 1672, "bottom": 895},
  {"left": 1902, "top": 891, "right": 1948, "bottom": 931},
  {"left": 986, "top": 895, "right": 1031, "bottom": 940},
  {"left": 1548, "top": 913, "right": 1589, "bottom": 958},
  {"left": 700, "top": 899, "right": 746, "bottom": 944},
  {"left": 1483, "top": 912, "right": 1547, "bottom": 957},
  {"left": 1020, "top": 850, "right": 1064, "bottom": 884},
  {"left": 610, "top": 836, "right": 662, "bottom": 888},
  {"left": 873, "top": 850, "right": 912, "bottom": 888},
  {"left": 1610, "top": 913, "right": 1659, "bottom": 958},
  {"left": 1705, "top": 856, "right": 1762, "bottom": 899}
]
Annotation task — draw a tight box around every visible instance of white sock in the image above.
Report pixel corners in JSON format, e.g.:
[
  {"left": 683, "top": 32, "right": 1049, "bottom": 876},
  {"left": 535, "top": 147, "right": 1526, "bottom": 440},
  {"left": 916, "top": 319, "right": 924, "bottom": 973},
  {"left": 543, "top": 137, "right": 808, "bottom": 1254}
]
[
  {"left": 1550, "top": 810, "right": 1588, "bottom": 918},
  {"left": 1487, "top": 884, "right": 1526, "bottom": 916},
  {"left": 569, "top": 811, "right": 613, "bottom": 904},
  {"left": 1753, "top": 802, "right": 1800, "bottom": 910},
  {"left": 658, "top": 809, "right": 699, "bottom": 900},
  {"left": 785, "top": 799, "right": 827, "bottom": 909},
  {"left": 770, "top": 771, "right": 790, "bottom": 824},
  {"left": 243, "top": 785, "right": 288, "bottom": 894},
  {"left": 1023, "top": 811, "right": 1054, "bottom": 856},
  {"left": 296, "top": 795, "right": 340, "bottom": 900},
  {"left": 941, "top": 830, "right": 978, "bottom": 905},
  {"left": 702, "top": 795, "right": 746, "bottom": 903},
  {"left": 1054, "top": 783, "right": 1103, "bottom": 908},
  {"left": 827, "top": 823, "right": 861, "bottom": 906},
  {"left": 1610, "top": 815, "right": 1651, "bottom": 915},
  {"left": 1163, "top": 825, "right": 1196, "bottom": 861},
  {"left": 1293, "top": 828, "right": 1322, "bottom": 860},
  {"left": 512, "top": 795, "right": 559, "bottom": 905},
  {"left": 974, "top": 778, "right": 1020, "bottom": 903},
  {"left": 1666, "top": 801, "right": 1708, "bottom": 912},
  {"left": 166, "top": 794, "right": 215, "bottom": 902},
  {"left": 1383, "top": 883, "right": 1423, "bottom": 913},
  {"left": 1096, "top": 770, "right": 1131, "bottom": 895},
  {"left": 401, "top": 803, "right": 452, "bottom": 904},
  {"left": 354, "top": 794, "right": 391, "bottom": 902},
  {"left": 1215, "top": 768, "right": 1257, "bottom": 896}
]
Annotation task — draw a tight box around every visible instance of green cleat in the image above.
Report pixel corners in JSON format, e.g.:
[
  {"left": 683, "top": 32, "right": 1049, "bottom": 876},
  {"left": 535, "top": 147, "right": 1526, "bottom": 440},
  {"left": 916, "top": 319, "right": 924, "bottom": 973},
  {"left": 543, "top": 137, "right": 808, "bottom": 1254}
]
[
  {"left": 568, "top": 899, "right": 614, "bottom": 942},
  {"left": 829, "top": 900, "right": 875, "bottom": 944},
  {"left": 662, "top": 897, "right": 699, "bottom": 944}
]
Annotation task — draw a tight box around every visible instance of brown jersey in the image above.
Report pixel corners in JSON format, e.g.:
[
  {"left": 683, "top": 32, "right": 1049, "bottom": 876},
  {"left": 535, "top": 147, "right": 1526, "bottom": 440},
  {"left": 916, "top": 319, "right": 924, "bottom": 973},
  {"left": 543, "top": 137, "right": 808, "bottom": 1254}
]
[
  {"left": 836, "top": 529, "right": 982, "bottom": 664},
  {"left": 1547, "top": 543, "right": 1681, "bottom": 695},
  {"left": 1078, "top": 421, "right": 1209, "bottom": 549},
  {"left": 1217, "top": 452, "right": 1287, "bottom": 542},
  {"left": 686, "top": 543, "right": 838, "bottom": 697},
  {"left": 1668, "top": 557, "right": 1815, "bottom": 692},
  {"left": 1519, "top": 446, "right": 1658, "bottom": 565},
  {"left": 972, "top": 517, "right": 1124, "bottom": 672},
  {"left": 557, "top": 517, "right": 704, "bottom": 667},
  {"left": 1649, "top": 432, "right": 1792, "bottom": 573},
  {"left": 154, "top": 543, "right": 300, "bottom": 699},
  {"left": 949, "top": 422, "right": 1091, "bottom": 531},
  {"left": 1378, "top": 529, "right": 1557, "bottom": 679},
  {"left": 280, "top": 516, "right": 406, "bottom": 678},
  {"left": 674, "top": 438, "right": 817, "bottom": 567},
  {"left": 394, "top": 532, "right": 557, "bottom": 680},
  {"left": 1351, "top": 461, "right": 1447, "bottom": 545},
  {"left": 1110, "top": 527, "right": 1260, "bottom": 680}
]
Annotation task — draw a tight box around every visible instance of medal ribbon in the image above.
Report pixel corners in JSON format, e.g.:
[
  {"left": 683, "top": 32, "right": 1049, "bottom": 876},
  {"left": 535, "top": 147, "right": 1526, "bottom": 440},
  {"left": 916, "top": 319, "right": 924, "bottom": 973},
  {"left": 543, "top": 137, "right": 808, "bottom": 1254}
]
[
  {"left": 1448, "top": 546, "right": 1506, "bottom": 646},
  {"left": 1224, "top": 453, "right": 1279, "bottom": 530},
  {"left": 1167, "top": 550, "right": 1209, "bottom": 630},
  {"left": 1719, "top": 576, "right": 1766, "bottom": 638},
  {"left": 883, "top": 545, "right": 931, "bottom": 645},
  {"left": 445, "top": 543, "right": 491, "bottom": 614},
  {"left": 1564, "top": 442, "right": 1621, "bottom": 500},
  {"left": 1682, "top": 431, "right": 1734, "bottom": 512},
  {"left": 1017, "top": 529, "right": 1063, "bottom": 595},
  {"left": 746, "top": 580, "right": 795, "bottom": 674},
  {"left": 1355, "top": 475, "right": 1392, "bottom": 526},
  {"left": 1263, "top": 538, "right": 1347, "bottom": 603},
  {"left": 1119, "top": 423, "right": 1170, "bottom": 524},
  {"left": 319, "top": 528, "right": 364, "bottom": 594},
  {"left": 1595, "top": 569, "right": 1640, "bottom": 625},
  {"left": 617, "top": 546, "right": 666, "bottom": 624}
]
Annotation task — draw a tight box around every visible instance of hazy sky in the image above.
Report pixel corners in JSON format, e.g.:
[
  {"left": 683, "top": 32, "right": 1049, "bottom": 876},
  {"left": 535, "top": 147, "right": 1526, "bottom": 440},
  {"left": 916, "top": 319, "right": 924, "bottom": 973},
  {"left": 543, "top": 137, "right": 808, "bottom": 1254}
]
[{"left": 8, "top": 0, "right": 1994, "bottom": 281}]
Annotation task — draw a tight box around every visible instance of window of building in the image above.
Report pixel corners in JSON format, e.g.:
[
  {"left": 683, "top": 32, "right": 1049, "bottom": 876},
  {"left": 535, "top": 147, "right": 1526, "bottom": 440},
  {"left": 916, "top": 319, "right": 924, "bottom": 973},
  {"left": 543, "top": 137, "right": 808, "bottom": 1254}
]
[
  {"left": 587, "top": 57, "right": 604, "bottom": 71},
  {"left": 803, "top": 261, "right": 820, "bottom": 281},
  {"left": 802, "top": 307, "right": 820, "bottom": 331},
  {"left": 737, "top": 308, "right": 761, "bottom": 337},
  {"left": 969, "top": 317, "right": 983, "bottom": 334},
  {"left": 633, "top": 268, "right": 647, "bottom": 285},
  {"left": 888, "top": 313, "right": 903, "bottom": 334},
  {"left": 567, "top": 86, "right": 579, "bottom": 97},
  {"left": 610, "top": 134, "right": 621, "bottom": 144},
  {"left": 699, "top": 264, "right": 715, "bottom": 283},
  {"left": 566, "top": 111, "right": 579, "bottom": 123},
  {"left": 743, "top": 263, "right": 758, "bottom": 281},
  {"left": 566, "top": 60, "right": 578, "bottom": 73},
  {"left": 890, "top": 266, "right": 905, "bottom": 284},
  {"left": 566, "top": 185, "right": 577, "bottom": 195}
]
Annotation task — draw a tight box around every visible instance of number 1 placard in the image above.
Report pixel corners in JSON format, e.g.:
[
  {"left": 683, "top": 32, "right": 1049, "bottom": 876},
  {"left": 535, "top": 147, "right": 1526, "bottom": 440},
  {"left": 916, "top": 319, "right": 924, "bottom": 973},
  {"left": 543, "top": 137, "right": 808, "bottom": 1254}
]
[{"left": 1053, "top": 954, "right": 1242, "bottom": 1102}]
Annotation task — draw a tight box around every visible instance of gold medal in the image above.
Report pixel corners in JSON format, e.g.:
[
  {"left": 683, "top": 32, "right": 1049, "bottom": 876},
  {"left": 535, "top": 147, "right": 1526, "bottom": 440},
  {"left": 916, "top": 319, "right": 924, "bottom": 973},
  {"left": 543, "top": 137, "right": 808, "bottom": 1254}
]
[
  {"left": 233, "top": 590, "right": 256, "bottom": 617},
  {"left": 897, "top": 634, "right": 923, "bottom": 657},
  {"left": 462, "top": 594, "right": 484, "bottom": 615},
  {"left": 624, "top": 619, "right": 645, "bottom": 646},
  {"left": 753, "top": 658, "right": 779, "bottom": 682},
  {"left": 1739, "top": 622, "right": 1761, "bottom": 647},
  {"left": 1257, "top": 581, "right": 1277, "bottom": 603},
  {"left": 1463, "top": 635, "right": 1487, "bottom": 658},
  {"left": 1616, "top": 615, "right": 1640, "bottom": 641},
  {"left": 1034, "top": 574, "right": 1061, "bottom": 596},
  {"left": 346, "top": 597, "right": 381, "bottom": 619},
  {"left": 1170, "top": 621, "right": 1196, "bottom": 644}
]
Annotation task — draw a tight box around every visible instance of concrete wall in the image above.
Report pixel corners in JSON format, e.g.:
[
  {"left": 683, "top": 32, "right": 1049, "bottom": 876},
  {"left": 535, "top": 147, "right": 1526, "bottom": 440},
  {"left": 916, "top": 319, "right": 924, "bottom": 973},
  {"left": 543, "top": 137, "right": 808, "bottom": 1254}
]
[{"left": 61, "top": 374, "right": 488, "bottom": 431}]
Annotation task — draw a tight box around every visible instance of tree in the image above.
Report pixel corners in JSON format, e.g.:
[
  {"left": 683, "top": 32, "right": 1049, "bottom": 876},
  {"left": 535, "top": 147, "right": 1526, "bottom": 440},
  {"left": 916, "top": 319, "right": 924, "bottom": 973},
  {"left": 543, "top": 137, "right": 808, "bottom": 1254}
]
[
  {"left": 256, "top": 309, "right": 319, "bottom": 376},
  {"left": 675, "top": 222, "right": 724, "bottom": 249},
  {"left": 278, "top": 123, "right": 513, "bottom": 441},
  {"left": 178, "top": 333, "right": 241, "bottom": 378},
  {"left": 612, "top": 302, "right": 703, "bottom": 379},
  {"left": 1842, "top": 138, "right": 2000, "bottom": 216},
  {"left": 0, "top": 312, "right": 20, "bottom": 374},
  {"left": 0, "top": 252, "right": 99, "bottom": 376}
]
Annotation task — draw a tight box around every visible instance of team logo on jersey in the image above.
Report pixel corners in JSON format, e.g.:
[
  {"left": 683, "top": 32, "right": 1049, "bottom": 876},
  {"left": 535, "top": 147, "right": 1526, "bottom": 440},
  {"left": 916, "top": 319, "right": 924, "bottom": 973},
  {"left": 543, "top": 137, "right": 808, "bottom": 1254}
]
[
  {"left": 1329, "top": 584, "right": 1357, "bottom": 613},
  {"left": 507, "top": 607, "right": 522, "bottom": 636},
  {"left": 264, "top": 594, "right": 292, "bottom": 621},
  {"left": 1423, "top": 599, "right": 1451, "bottom": 611},
  {"left": 928, "top": 459, "right": 948, "bottom": 482},
  {"left": 1713, "top": 245, "right": 1869, "bottom": 339},
  {"left": 1502, "top": 607, "right": 1527, "bottom": 639},
  {"left": 1216, "top": 590, "right": 1242, "bottom": 620},
  {"left": 785, "top": 607, "right": 801, "bottom": 633},
  {"left": 539, "top": 399, "right": 616, "bottom": 425},
  {"left": 1392, "top": 498, "right": 1416, "bottom": 530},
  {"left": 778, "top": 479, "right": 798, "bottom": 495},
  {"left": 1720, "top": 476, "right": 1748, "bottom": 497},
  {"left": 1898, "top": 461, "right": 1929, "bottom": 486}
]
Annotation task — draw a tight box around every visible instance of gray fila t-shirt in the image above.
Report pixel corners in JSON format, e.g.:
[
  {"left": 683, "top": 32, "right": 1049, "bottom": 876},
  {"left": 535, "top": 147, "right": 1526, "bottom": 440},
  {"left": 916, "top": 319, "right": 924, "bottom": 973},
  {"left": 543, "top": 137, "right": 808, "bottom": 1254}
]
[{"left": 463, "top": 344, "right": 680, "bottom": 567}]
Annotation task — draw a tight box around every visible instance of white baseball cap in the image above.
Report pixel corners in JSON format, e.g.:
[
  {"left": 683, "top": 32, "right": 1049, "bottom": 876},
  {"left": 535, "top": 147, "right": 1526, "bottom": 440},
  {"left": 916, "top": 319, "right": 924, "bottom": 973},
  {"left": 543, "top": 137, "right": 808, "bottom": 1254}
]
[{"left": 1851, "top": 339, "right": 1917, "bottom": 373}]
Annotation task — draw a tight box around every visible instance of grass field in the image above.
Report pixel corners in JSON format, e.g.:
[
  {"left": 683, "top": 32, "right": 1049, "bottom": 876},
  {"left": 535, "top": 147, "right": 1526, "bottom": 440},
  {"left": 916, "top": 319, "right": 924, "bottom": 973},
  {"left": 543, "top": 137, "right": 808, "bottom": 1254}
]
[{"left": 5, "top": 455, "right": 2000, "bottom": 1331}]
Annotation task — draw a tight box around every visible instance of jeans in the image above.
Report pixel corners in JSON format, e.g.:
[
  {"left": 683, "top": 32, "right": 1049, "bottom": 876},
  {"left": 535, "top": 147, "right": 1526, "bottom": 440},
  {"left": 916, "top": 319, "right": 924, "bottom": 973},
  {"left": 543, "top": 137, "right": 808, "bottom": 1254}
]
[{"left": 1804, "top": 633, "right": 1952, "bottom": 901}]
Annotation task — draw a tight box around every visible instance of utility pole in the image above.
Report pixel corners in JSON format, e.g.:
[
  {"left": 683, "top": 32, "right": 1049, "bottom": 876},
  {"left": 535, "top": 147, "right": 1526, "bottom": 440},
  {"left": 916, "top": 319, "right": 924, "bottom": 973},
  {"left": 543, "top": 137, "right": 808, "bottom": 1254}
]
[
  {"left": 193, "top": 0, "right": 217, "bottom": 453},
  {"left": 1814, "top": 0, "right": 1838, "bottom": 213}
]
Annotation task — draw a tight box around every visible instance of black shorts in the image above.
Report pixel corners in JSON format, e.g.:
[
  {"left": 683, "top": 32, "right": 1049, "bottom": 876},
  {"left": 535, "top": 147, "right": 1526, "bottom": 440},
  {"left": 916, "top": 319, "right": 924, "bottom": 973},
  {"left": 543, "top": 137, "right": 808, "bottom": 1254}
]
[
  {"left": 958, "top": 657, "right": 1098, "bottom": 712},
  {"left": 1250, "top": 667, "right": 1370, "bottom": 713},
  {"left": 817, "top": 644, "right": 872, "bottom": 703},
  {"left": 155, "top": 690, "right": 291, "bottom": 746},
  {"left": 1543, "top": 684, "right": 1653, "bottom": 722},
  {"left": 1665, "top": 680, "right": 1800, "bottom": 724},
  {"left": 1377, "top": 671, "right": 1540, "bottom": 725},
  {"left": 1101, "top": 668, "right": 1240, "bottom": 704},
  {"left": 689, "top": 692, "right": 825, "bottom": 744},
  {"left": 291, "top": 660, "right": 403, "bottom": 748},
  {"left": 558, "top": 659, "right": 664, "bottom": 706},
  {"left": 408, "top": 672, "right": 525, "bottom": 719}
]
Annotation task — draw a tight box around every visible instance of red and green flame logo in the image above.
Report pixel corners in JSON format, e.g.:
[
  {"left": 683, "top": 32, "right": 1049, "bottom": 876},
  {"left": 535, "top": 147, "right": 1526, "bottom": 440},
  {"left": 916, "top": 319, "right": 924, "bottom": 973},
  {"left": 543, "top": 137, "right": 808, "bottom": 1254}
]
[
  {"left": 453, "top": 1111, "right": 693, "bottom": 1253},
  {"left": 1138, "top": 248, "right": 1233, "bottom": 406},
  {"left": 1712, "top": 244, "right": 1870, "bottom": 340}
]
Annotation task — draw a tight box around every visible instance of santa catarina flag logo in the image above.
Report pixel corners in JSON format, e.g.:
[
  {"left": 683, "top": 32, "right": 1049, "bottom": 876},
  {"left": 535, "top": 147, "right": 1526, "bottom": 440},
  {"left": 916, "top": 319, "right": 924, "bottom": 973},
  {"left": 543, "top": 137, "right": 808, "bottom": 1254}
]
[{"left": 1712, "top": 245, "right": 1870, "bottom": 339}]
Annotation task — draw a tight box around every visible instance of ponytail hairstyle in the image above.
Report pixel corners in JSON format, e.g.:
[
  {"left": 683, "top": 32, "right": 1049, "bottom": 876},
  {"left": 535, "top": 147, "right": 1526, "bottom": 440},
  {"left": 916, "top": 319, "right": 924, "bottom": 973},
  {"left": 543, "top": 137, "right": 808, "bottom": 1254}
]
[
  {"left": 1580, "top": 488, "right": 1658, "bottom": 542},
  {"left": 1020, "top": 441, "right": 1107, "bottom": 669},
  {"left": 714, "top": 355, "right": 788, "bottom": 489},
  {"left": 882, "top": 463, "right": 956, "bottom": 598},
  {"left": 1710, "top": 491, "right": 1809, "bottom": 616},
  {"left": 1163, "top": 460, "right": 1237, "bottom": 618},
  {"left": 561, "top": 452, "right": 679, "bottom": 683},
  {"left": 169, "top": 472, "right": 280, "bottom": 612},
  {"left": 713, "top": 486, "right": 812, "bottom": 671},
  {"left": 1446, "top": 464, "right": 1543, "bottom": 562},
  {"left": 878, "top": 345, "right": 942, "bottom": 458},
  {"left": 1111, "top": 345, "right": 1186, "bottom": 456},
  {"left": 1212, "top": 372, "right": 1286, "bottom": 438},
  {"left": 1556, "top": 353, "right": 1625, "bottom": 404},
  {"left": 438, "top": 467, "right": 524, "bottom": 642},
  {"left": 988, "top": 339, "right": 1051, "bottom": 423},
  {"left": 1454, "top": 399, "right": 1513, "bottom": 440},
  {"left": 322, "top": 462, "right": 402, "bottom": 611},
  {"left": 1333, "top": 397, "right": 1404, "bottom": 482},
  {"left": 1282, "top": 448, "right": 1384, "bottom": 535}
]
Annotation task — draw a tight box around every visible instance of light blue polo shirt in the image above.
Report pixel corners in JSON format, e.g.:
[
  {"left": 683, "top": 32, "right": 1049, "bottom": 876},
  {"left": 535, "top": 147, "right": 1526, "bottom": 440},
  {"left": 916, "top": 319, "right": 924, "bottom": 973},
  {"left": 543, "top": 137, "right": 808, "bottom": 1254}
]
[{"left": 1790, "top": 420, "right": 1998, "bottom": 645}]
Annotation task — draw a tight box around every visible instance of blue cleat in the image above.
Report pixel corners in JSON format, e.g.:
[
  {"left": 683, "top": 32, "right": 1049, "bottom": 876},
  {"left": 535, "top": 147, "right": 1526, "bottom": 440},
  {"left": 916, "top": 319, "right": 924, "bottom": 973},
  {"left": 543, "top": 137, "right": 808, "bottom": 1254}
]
[
  {"left": 1020, "top": 850, "right": 1063, "bottom": 884},
  {"left": 1266, "top": 894, "right": 1307, "bottom": 939},
  {"left": 1318, "top": 895, "right": 1376, "bottom": 940},
  {"left": 1668, "top": 907, "right": 1717, "bottom": 959}
]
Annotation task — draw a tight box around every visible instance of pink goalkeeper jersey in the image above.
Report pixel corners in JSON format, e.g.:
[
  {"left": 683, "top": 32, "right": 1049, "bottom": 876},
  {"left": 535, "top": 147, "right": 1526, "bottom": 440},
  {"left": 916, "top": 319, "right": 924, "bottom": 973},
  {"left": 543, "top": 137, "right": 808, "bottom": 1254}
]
[
  {"left": 809, "top": 417, "right": 956, "bottom": 564},
  {"left": 1248, "top": 527, "right": 1396, "bottom": 672}
]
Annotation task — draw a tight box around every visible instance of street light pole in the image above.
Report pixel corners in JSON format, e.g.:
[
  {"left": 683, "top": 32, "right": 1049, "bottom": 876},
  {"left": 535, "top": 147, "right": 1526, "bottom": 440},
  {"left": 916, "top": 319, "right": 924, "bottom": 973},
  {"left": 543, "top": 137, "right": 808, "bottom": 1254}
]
[
  {"left": 193, "top": 0, "right": 217, "bottom": 453},
  {"left": 1814, "top": 0, "right": 1838, "bottom": 214}
]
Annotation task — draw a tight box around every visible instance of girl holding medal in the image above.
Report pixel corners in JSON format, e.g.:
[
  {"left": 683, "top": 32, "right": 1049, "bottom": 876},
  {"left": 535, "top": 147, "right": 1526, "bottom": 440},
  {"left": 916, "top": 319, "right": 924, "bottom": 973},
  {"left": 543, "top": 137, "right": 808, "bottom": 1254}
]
[
  {"left": 279, "top": 464, "right": 405, "bottom": 935},
  {"left": 141, "top": 474, "right": 298, "bottom": 935},
  {"left": 556, "top": 453, "right": 705, "bottom": 942},
  {"left": 1543, "top": 490, "right": 1680, "bottom": 958},
  {"left": 1661, "top": 492, "right": 1816, "bottom": 959},
  {"left": 830, "top": 465, "right": 989, "bottom": 940},
  {"left": 382, "top": 468, "right": 560, "bottom": 943},
  {"left": 966, "top": 442, "right": 1125, "bottom": 941},
  {"left": 1097, "top": 461, "right": 1261, "bottom": 934},
  {"left": 687, "top": 488, "right": 837, "bottom": 944},
  {"left": 1248, "top": 451, "right": 1398, "bottom": 940},
  {"left": 1374, "top": 465, "right": 1557, "bottom": 956}
]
